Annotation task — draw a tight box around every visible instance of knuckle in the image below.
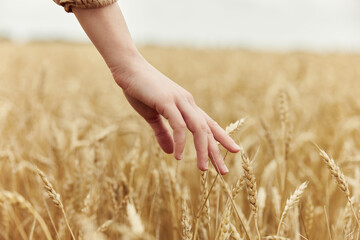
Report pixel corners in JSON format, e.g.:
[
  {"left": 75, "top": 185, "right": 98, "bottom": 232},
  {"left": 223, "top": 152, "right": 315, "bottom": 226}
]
[
  {"left": 192, "top": 124, "right": 207, "bottom": 133},
  {"left": 185, "top": 92, "right": 195, "bottom": 103},
  {"left": 207, "top": 132, "right": 214, "bottom": 139},
  {"left": 155, "top": 102, "right": 173, "bottom": 116},
  {"left": 208, "top": 120, "right": 219, "bottom": 128},
  {"left": 146, "top": 115, "right": 162, "bottom": 124},
  {"left": 159, "top": 94, "right": 174, "bottom": 105},
  {"left": 155, "top": 105, "right": 166, "bottom": 116},
  {"left": 199, "top": 124, "right": 208, "bottom": 132},
  {"left": 174, "top": 137, "right": 185, "bottom": 144},
  {"left": 154, "top": 129, "right": 168, "bottom": 138},
  {"left": 176, "top": 122, "right": 187, "bottom": 130},
  {"left": 213, "top": 146, "right": 221, "bottom": 155}
]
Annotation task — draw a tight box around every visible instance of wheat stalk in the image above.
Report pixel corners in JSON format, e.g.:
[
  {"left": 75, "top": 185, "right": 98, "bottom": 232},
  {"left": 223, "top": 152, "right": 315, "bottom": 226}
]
[
  {"left": 193, "top": 150, "right": 250, "bottom": 240},
  {"left": 343, "top": 201, "right": 353, "bottom": 239},
  {"left": 231, "top": 174, "right": 245, "bottom": 200},
  {"left": 272, "top": 187, "right": 281, "bottom": 219},
  {"left": 258, "top": 187, "right": 267, "bottom": 230},
  {"left": 0, "top": 191, "right": 53, "bottom": 240},
  {"left": 230, "top": 223, "right": 241, "bottom": 239}
]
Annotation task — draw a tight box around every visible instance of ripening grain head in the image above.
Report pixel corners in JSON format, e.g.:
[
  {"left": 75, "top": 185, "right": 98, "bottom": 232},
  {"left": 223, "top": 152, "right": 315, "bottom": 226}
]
[{"left": 1, "top": 41, "right": 360, "bottom": 239}]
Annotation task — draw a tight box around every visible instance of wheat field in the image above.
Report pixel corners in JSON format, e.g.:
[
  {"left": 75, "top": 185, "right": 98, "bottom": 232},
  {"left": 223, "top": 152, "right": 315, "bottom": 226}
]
[{"left": 0, "top": 40, "right": 360, "bottom": 240}]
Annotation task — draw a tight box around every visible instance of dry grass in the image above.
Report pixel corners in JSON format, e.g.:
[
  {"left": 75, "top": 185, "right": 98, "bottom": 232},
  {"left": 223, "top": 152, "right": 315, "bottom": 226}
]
[{"left": 1, "top": 40, "right": 360, "bottom": 239}]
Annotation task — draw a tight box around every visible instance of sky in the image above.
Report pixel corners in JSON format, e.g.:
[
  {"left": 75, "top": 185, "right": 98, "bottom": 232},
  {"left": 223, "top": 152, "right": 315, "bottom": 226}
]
[{"left": 0, "top": 0, "right": 359, "bottom": 52}]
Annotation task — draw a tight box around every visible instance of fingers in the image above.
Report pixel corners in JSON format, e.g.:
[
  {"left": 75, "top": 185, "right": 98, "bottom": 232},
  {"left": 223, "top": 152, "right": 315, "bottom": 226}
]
[
  {"left": 162, "top": 105, "right": 187, "bottom": 160},
  {"left": 146, "top": 115, "right": 174, "bottom": 154},
  {"left": 199, "top": 108, "right": 240, "bottom": 153},
  {"left": 159, "top": 96, "right": 233, "bottom": 175},
  {"left": 208, "top": 133, "right": 229, "bottom": 174},
  {"left": 177, "top": 101, "right": 227, "bottom": 173},
  {"left": 177, "top": 101, "right": 209, "bottom": 170},
  {"left": 193, "top": 129, "right": 209, "bottom": 171}
]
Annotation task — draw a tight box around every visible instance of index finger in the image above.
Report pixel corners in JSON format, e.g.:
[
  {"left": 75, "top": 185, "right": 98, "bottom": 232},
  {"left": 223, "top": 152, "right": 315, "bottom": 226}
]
[{"left": 199, "top": 108, "right": 240, "bottom": 153}]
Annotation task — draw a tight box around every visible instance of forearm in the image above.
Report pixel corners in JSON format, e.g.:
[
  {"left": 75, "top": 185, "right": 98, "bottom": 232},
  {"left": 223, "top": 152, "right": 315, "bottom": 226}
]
[{"left": 73, "top": 3, "right": 142, "bottom": 83}]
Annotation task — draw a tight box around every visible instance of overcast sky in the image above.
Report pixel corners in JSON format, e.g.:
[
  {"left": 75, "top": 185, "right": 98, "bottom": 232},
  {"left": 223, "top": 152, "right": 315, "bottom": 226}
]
[{"left": 0, "top": 0, "right": 359, "bottom": 52}]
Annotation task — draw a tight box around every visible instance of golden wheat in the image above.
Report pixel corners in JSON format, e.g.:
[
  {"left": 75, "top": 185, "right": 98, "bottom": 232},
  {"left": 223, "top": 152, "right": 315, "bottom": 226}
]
[{"left": 0, "top": 40, "right": 360, "bottom": 239}]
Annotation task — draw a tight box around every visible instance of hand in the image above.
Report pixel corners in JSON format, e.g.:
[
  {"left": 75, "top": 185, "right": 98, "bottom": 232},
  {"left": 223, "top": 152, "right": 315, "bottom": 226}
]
[
  {"left": 112, "top": 55, "right": 240, "bottom": 174},
  {"left": 72, "top": 4, "right": 239, "bottom": 174}
]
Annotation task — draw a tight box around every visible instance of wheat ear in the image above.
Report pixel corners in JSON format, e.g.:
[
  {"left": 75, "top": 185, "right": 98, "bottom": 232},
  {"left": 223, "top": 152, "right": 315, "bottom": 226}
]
[
  {"left": 304, "top": 196, "right": 314, "bottom": 239},
  {"left": 200, "top": 171, "right": 210, "bottom": 221},
  {"left": 218, "top": 204, "right": 232, "bottom": 240},
  {"left": 37, "top": 169, "right": 76, "bottom": 240},
  {"left": 277, "top": 181, "right": 308, "bottom": 236},
  {"left": 318, "top": 148, "right": 360, "bottom": 231},
  {"left": 181, "top": 191, "right": 193, "bottom": 240},
  {"left": 240, "top": 147, "right": 261, "bottom": 239}
]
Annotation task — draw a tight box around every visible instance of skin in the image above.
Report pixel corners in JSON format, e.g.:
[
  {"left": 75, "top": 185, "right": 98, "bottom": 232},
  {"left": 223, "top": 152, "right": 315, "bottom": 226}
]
[{"left": 72, "top": 3, "right": 240, "bottom": 174}]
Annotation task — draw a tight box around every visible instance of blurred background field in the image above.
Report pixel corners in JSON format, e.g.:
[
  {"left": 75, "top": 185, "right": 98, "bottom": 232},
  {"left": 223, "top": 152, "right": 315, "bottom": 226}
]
[
  {"left": 1, "top": 40, "right": 360, "bottom": 239},
  {"left": 1, "top": 0, "right": 360, "bottom": 51},
  {"left": 1, "top": 0, "right": 360, "bottom": 239}
]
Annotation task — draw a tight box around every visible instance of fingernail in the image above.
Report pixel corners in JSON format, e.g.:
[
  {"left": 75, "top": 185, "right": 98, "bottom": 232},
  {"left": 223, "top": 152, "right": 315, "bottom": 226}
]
[
  {"left": 205, "top": 160, "right": 209, "bottom": 170},
  {"left": 223, "top": 165, "right": 229, "bottom": 174},
  {"left": 233, "top": 143, "right": 241, "bottom": 151},
  {"left": 179, "top": 153, "right": 183, "bottom": 160}
]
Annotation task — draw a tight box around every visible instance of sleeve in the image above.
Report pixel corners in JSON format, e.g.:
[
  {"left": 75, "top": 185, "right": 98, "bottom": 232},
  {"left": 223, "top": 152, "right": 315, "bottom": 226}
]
[{"left": 53, "top": 0, "right": 117, "bottom": 13}]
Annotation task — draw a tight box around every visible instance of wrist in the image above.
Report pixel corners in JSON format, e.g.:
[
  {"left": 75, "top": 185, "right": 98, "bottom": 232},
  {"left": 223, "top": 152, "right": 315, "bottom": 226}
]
[{"left": 108, "top": 48, "right": 146, "bottom": 89}]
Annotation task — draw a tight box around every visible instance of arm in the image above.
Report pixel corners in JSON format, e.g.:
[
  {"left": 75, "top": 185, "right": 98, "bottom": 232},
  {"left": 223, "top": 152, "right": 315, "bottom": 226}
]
[{"left": 72, "top": 3, "right": 240, "bottom": 174}]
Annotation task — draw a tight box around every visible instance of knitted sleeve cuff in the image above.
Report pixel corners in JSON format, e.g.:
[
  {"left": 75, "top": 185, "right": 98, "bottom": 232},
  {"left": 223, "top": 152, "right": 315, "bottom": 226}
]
[{"left": 53, "top": 0, "right": 117, "bottom": 13}]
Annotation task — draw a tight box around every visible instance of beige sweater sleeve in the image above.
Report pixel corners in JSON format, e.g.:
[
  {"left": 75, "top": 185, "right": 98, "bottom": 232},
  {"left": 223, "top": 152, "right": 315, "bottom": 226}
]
[{"left": 53, "top": 0, "right": 117, "bottom": 12}]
